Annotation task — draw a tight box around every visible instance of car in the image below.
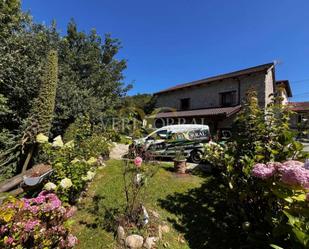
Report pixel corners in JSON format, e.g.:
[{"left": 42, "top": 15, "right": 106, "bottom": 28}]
[{"left": 131, "top": 124, "right": 211, "bottom": 163}]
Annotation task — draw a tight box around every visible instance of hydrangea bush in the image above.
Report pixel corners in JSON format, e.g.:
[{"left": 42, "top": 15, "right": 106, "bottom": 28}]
[
  {"left": 252, "top": 160, "right": 309, "bottom": 248},
  {"left": 37, "top": 134, "right": 100, "bottom": 204},
  {"left": 202, "top": 92, "right": 309, "bottom": 248},
  {"left": 0, "top": 191, "right": 77, "bottom": 248}
]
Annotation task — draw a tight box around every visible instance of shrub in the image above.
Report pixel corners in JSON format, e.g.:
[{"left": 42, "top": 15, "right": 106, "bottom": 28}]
[
  {"left": 38, "top": 135, "right": 101, "bottom": 203},
  {"left": 252, "top": 160, "right": 309, "bottom": 248},
  {"left": 64, "top": 116, "right": 111, "bottom": 159},
  {"left": 109, "top": 157, "right": 159, "bottom": 236},
  {"left": 0, "top": 191, "right": 77, "bottom": 248},
  {"left": 202, "top": 92, "right": 309, "bottom": 247}
]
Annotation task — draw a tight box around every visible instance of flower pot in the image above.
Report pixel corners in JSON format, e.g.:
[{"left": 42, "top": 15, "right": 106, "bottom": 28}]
[{"left": 173, "top": 159, "right": 187, "bottom": 174}]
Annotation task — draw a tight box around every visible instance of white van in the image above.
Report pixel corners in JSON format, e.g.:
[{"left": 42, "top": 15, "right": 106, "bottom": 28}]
[{"left": 131, "top": 124, "right": 211, "bottom": 163}]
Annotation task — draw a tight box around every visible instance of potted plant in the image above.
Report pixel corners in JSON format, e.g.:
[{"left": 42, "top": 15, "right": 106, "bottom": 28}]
[{"left": 173, "top": 148, "right": 187, "bottom": 174}]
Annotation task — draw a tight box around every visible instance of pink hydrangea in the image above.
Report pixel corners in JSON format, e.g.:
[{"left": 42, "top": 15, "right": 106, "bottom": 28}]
[
  {"left": 64, "top": 206, "right": 77, "bottom": 219},
  {"left": 281, "top": 166, "right": 309, "bottom": 189},
  {"left": 282, "top": 160, "right": 304, "bottom": 168},
  {"left": 67, "top": 234, "right": 78, "bottom": 247},
  {"left": 0, "top": 225, "right": 8, "bottom": 235},
  {"left": 24, "top": 220, "right": 39, "bottom": 232},
  {"left": 60, "top": 234, "right": 78, "bottom": 248},
  {"left": 4, "top": 236, "right": 14, "bottom": 245},
  {"left": 252, "top": 163, "right": 276, "bottom": 179},
  {"left": 32, "top": 195, "right": 46, "bottom": 204},
  {"left": 134, "top": 157, "right": 143, "bottom": 167}
]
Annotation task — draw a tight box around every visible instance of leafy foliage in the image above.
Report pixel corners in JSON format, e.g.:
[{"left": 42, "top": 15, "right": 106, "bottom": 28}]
[
  {"left": 202, "top": 91, "right": 308, "bottom": 248},
  {"left": 0, "top": 1, "right": 129, "bottom": 180},
  {"left": 39, "top": 134, "right": 107, "bottom": 204}
]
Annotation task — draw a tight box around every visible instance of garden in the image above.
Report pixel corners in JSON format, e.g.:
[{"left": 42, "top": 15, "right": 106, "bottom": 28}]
[{"left": 1, "top": 1, "right": 309, "bottom": 248}]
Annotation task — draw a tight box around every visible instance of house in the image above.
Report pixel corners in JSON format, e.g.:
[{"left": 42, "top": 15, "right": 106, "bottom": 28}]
[
  {"left": 151, "top": 63, "right": 292, "bottom": 135},
  {"left": 288, "top": 102, "right": 309, "bottom": 139}
]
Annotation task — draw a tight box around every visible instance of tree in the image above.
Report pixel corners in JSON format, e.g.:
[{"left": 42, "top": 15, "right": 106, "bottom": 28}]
[
  {"left": 123, "top": 94, "right": 156, "bottom": 116},
  {"left": 52, "top": 20, "right": 130, "bottom": 135}
]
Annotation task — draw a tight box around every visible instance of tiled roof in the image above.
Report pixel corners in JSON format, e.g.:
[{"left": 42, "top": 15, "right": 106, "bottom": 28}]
[
  {"left": 276, "top": 80, "right": 292, "bottom": 97},
  {"left": 288, "top": 102, "right": 309, "bottom": 112},
  {"left": 154, "top": 63, "right": 274, "bottom": 95},
  {"left": 152, "top": 105, "right": 241, "bottom": 118}
]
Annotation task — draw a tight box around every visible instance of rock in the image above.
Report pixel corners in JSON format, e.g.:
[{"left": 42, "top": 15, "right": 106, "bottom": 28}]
[
  {"left": 125, "top": 234, "right": 144, "bottom": 249},
  {"left": 143, "top": 237, "right": 158, "bottom": 249},
  {"left": 117, "top": 226, "right": 125, "bottom": 244}
]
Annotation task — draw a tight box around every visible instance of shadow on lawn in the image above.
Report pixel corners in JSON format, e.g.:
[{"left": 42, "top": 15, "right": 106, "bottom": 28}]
[
  {"left": 78, "top": 194, "right": 121, "bottom": 233},
  {"left": 158, "top": 175, "right": 268, "bottom": 249}
]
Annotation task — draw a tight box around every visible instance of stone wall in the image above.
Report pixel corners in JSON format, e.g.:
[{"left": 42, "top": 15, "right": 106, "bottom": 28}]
[{"left": 155, "top": 70, "right": 273, "bottom": 110}]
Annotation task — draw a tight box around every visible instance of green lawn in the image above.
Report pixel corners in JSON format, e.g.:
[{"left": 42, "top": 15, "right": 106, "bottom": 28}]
[{"left": 72, "top": 160, "right": 204, "bottom": 249}]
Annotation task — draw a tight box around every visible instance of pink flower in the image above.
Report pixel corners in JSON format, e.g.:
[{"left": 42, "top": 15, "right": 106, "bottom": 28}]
[
  {"left": 4, "top": 236, "right": 14, "bottom": 245},
  {"left": 33, "top": 195, "right": 45, "bottom": 204},
  {"left": 0, "top": 225, "right": 8, "bottom": 235},
  {"left": 134, "top": 157, "right": 143, "bottom": 167},
  {"left": 61, "top": 234, "right": 78, "bottom": 247},
  {"left": 252, "top": 163, "right": 275, "bottom": 179},
  {"left": 281, "top": 166, "right": 309, "bottom": 189},
  {"left": 64, "top": 206, "right": 77, "bottom": 219},
  {"left": 282, "top": 160, "right": 304, "bottom": 168},
  {"left": 28, "top": 205, "right": 39, "bottom": 214},
  {"left": 67, "top": 234, "right": 78, "bottom": 247},
  {"left": 24, "top": 220, "right": 39, "bottom": 232}
]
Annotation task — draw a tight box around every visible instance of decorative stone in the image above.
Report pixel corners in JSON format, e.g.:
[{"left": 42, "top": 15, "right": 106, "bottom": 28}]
[
  {"left": 143, "top": 237, "right": 158, "bottom": 249},
  {"left": 125, "top": 234, "right": 144, "bottom": 249},
  {"left": 117, "top": 226, "right": 125, "bottom": 244}
]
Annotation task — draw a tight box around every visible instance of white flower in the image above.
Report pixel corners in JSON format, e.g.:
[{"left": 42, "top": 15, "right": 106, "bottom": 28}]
[
  {"left": 44, "top": 182, "right": 57, "bottom": 191},
  {"left": 60, "top": 178, "right": 73, "bottom": 189},
  {"left": 87, "top": 171, "right": 95, "bottom": 180},
  {"left": 64, "top": 140, "right": 74, "bottom": 148},
  {"left": 86, "top": 157, "right": 97, "bottom": 165},
  {"left": 52, "top": 135, "right": 64, "bottom": 147},
  {"left": 82, "top": 171, "right": 95, "bottom": 181},
  {"left": 71, "top": 158, "right": 80, "bottom": 164},
  {"left": 36, "top": 133, "right": 48, "bottom": 143}
]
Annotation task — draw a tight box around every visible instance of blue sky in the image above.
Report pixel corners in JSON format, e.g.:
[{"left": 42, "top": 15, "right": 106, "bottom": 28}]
[{"left": 22, "top": 0, "right": 309, "bottom": 101}]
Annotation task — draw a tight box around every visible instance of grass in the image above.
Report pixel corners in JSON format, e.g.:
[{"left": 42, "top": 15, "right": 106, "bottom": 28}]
[{"left": 72, "top": 160, "right": 204, "bottom": 249}]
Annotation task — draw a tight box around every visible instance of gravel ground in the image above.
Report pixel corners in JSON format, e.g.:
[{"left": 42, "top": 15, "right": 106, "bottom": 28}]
[{"left": 109, "top": 143, "right": 129, "bottom": 159}]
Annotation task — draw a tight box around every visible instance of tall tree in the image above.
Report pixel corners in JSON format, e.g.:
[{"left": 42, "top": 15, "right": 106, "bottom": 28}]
[{"left": 53, "top": 20, "right": 130, "bottom": 134}]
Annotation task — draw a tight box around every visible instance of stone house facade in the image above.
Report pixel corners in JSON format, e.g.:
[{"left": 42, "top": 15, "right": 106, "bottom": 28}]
[
  {"left": 152, "top": 63, "right": 292, "bottom": 135},
  {"left": 288, "top": 102, "right": 309, "bottom": 139}
]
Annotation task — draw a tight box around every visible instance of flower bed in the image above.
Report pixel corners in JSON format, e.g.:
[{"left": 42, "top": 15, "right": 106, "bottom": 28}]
[{"left": 0, "top": 191, "right": 77, "bottom": 248}]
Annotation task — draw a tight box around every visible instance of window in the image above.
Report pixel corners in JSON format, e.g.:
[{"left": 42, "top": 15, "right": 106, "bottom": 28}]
[
  {"left": 220, "top": 91, "right": 236, "bottom": 107},
  {"left": 156, "top": 130, "right": 168, "bottom": 139},
  {"left": 180, "top": 98, "right": 190, "bottom": 110}
]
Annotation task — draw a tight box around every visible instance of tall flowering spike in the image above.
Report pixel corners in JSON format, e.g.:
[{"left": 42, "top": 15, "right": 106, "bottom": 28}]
[{"left": 134, "top": 157, "right": 143, "bottom": 167}]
